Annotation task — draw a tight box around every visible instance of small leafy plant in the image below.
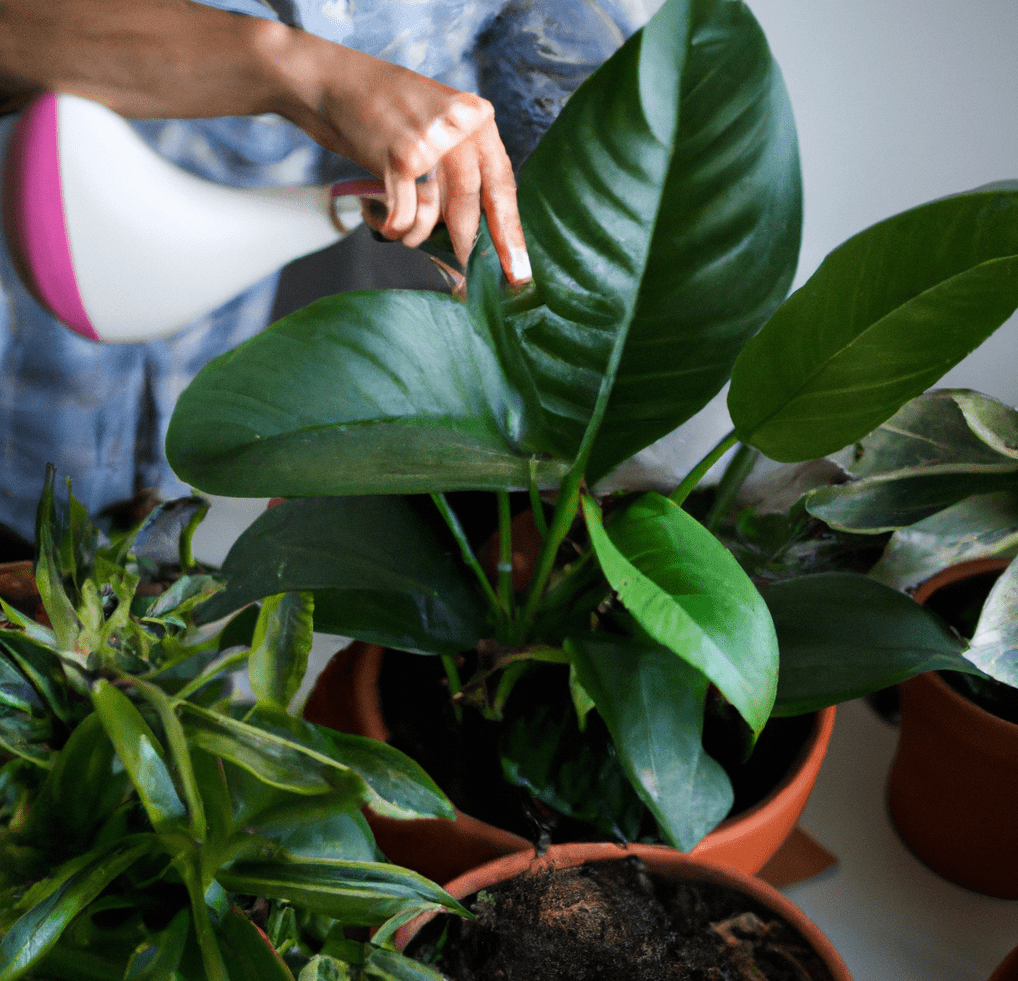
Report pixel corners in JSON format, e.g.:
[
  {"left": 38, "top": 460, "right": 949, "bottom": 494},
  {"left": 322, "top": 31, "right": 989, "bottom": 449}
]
[
  {"left": 165, "top": 0, "right": 1018, "bottom": 850},
  {"left": 789, "top": 387, "right": 1018, "bottom": 719},
  {"left": 0, "top": 469, "right": 465, "bottom": 981}
]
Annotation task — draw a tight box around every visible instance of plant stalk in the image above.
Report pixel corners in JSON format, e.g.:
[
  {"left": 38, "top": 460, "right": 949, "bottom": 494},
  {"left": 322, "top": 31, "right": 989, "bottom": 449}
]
[
  {"left": 668, "top": 430, "right": 739, "bottom": 507},
  {"left": 430, "top": 493, "right": 505, "bottom": 621},
  {"left": 703, "top": 442, "right": 760, "bottom": 534}
]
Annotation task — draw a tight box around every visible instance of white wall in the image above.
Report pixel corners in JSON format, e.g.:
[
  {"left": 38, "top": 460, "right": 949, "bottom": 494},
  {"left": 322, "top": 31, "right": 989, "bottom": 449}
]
[{"left": 747, "top": 0, "right": 1018, "bottom": 404}]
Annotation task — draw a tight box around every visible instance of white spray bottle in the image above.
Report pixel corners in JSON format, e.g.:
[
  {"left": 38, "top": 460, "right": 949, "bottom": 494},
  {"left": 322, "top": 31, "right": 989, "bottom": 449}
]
[{"left": 3, "top": 92, "right": 382, "bottom": 342}]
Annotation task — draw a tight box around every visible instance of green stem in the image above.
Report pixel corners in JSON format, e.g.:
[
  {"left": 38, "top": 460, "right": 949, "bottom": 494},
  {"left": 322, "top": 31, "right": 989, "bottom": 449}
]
[
  {"left": 440, "top": 653, "right": 464, "bottom": 724},
  {"left": 430, "top": 493, "right": 505, "bottom": 621},
  {"left": 703, "top": 442, "right": 760, "bottom": 534},
  {"left": 496, "top": 491, "right": 515, "bottom": 618},
  {"left": 528, "top": 461, "right": 549, "bottom": 539},
  {"left": 519, "top": 468, "right": 583, "bottom": 631},
  {"left": 668, "top": 430, "right": 739, "bottom": 507}
]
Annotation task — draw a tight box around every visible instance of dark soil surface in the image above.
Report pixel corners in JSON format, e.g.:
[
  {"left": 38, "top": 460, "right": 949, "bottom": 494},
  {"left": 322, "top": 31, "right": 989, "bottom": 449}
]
[
  {"left": 407, "top": 856, "right": 835, "bottom": 980},
  {"left": 378, "top": 648, "right": 817, "bottom": 845}
]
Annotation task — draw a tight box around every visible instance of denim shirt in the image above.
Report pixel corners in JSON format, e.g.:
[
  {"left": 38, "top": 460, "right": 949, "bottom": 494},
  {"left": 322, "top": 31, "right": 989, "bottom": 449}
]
[{"left": 0, "top": 0, "right": 657, "bottom": 539}]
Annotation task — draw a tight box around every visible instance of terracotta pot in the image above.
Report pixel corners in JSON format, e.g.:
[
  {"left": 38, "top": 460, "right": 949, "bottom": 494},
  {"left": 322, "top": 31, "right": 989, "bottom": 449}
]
[
  {"left": 990, "top": 945, "right": 1018, "bottom": 981},
  {"left": 393, "top": 842, "right": 852, "bottom": 980},
  {"left": 887, "top": 557, "right": 1018, "bottom": 898},
  {"left": 303, "top": 641, "right": 835, "bottom": 885}
]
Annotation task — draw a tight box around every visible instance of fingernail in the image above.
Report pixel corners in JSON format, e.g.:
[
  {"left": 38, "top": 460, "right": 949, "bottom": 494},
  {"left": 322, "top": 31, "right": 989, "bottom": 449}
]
[{"left": 509, "top": 246, "right": 532, "bottom": 285}]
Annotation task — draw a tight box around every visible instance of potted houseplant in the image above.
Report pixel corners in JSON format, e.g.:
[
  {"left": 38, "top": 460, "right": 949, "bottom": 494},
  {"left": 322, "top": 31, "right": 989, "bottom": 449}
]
[
  {"left": 392, "top": 842, "right": 852, "bottom": 980},
  {"left": 0, "top": 469, "right": 468, "bottom": 981},
  {"left": 164, "top": 0, "right": 1017, "bottom": 879},
  {"left": 779, "top": 388, "right": 1018, "bottom": 896}
]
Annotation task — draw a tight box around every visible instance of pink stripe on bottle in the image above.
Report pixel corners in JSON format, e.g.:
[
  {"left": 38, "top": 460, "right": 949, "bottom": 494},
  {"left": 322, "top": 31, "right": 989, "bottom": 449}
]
[{"left": 7, "top": 93, "right": 99, "bottom": 340}]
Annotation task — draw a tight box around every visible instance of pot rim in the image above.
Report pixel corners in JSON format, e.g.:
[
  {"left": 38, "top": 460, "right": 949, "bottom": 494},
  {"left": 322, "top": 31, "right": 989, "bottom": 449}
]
[
  {"left": 912, "top": 556, "right": 1012, "bottom": 607},
  {"left": 395, "top": 841, "right": 852, "bottom": 980},
  {"left": 693, "top": 704, "right": 835, "bottom": 856}
]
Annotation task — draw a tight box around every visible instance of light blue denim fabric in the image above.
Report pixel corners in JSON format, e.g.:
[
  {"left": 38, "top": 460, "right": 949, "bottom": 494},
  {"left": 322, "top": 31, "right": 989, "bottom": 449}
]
[{"left": 0, "top": 0, "right": 657, "bottom": 540}]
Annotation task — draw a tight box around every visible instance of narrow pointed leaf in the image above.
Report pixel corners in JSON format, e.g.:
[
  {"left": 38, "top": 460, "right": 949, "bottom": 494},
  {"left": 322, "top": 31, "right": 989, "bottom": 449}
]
[
  {"left": 177, "top": 702, "right": 371, "bottom": 802},
  {"left": 765, "top": 573, "right": 980, "bottom": 716},
  {"left": 124, "top": 908, "right": 189, "bottom": 981},
  {"left": 91, "top": 680, "right": 188, "bottom": 833},
  {"left": 195, "top": 497, "right": 487, "bottom": 656},
  {"left": 362, "top": 946, "right": 450, "bottom": 981},
  {"left": 248, "top": 592, "right": 313, "bottom": 711},
  {"left": 584, "top": 493, "right": 777, "bottom": 733},
  {"left": 216, "top": 857, "right": 467, "bottom": 926},
  {"left": 730, "top": 185, "right": 1018, "bottom": 462},
  {"left": 240, "top": 706, "right": 454, "bottom": 821},
  {"left": 566, "top": 633, "right": 732, "bottom": 851}
]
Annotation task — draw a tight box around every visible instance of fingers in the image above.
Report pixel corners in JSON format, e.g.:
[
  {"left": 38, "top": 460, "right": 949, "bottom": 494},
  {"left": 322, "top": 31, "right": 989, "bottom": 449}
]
[{"left": 336, "top": 90, "right": 531, "bottom": 285}]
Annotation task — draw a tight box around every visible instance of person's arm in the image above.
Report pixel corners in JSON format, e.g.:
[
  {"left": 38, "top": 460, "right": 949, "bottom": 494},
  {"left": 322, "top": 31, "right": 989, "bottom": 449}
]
[{"left": 0, "top": 0, "right": 530, "bottom": 284}]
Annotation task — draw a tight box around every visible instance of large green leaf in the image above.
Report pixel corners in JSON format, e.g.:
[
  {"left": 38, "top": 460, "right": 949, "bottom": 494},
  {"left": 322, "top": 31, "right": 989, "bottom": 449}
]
[
  {"left": 166, "top": 0, "right": 798, "bottom": 499},
  {"left": 216, "top": 857, "right": 466, "bottom": 927},
  {"left": 730, "top": 185, "right": 1018, "bottom": 462},
  {"left": 584, "top": 493, "right": 777, "bottom": 733},
  {"left": 806, "top": 391, "right": 1018, "bottom": 532},
  {"left": 565, "top": 634, "right": 732, "bottom": 851},
  {"left": 765, "top": 573, "right": 980, "bottom": 716},
  {"left": 969, "top": 557, "right": 1018, "bottom": 686},
  {"left": 195, "top": 497, "right": 487, "bottom": 656},
  {"left": 503, "top": 0, "right": 800, "bottom": 479},
  {"left": 166, "top": 290, "right": 565, "bottom": 498}
]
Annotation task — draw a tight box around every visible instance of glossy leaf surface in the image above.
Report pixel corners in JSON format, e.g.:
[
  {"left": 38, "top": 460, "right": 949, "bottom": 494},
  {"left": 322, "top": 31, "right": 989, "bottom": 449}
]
[
  {"left": 526, "top": 0, "right": 801, "bottom": 479},
  {"left": 196, "top": 497, "right": 487, "bottom": 656},
  {"left": 166, "top": 290, "right": 563, "bottom": 498},
  {"left": 165, "top": 0, "right": 800, "bottom": 496},
  {"left": 765, "top": 573, "right": 980, "bottom": 716},
  {"left": 730, "top": 185, "right": 1018, "bottom": 462},
  {"left": 584, "top": 493, "right": 777, "bottom": 733},
  {"left": 566, "top": 633, "right": 731, "bottom": 850}
]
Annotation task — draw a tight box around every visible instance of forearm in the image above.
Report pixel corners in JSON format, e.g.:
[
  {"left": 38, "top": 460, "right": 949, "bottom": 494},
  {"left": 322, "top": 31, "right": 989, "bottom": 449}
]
[{"left": 0, "top": 0, "right": 295, "bottom": 119}]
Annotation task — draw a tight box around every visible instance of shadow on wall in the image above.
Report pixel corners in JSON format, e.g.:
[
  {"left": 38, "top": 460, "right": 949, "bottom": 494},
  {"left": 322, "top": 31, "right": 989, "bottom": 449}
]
[{"left": 271, "top": 224, "right": 448, "bottom": 321}]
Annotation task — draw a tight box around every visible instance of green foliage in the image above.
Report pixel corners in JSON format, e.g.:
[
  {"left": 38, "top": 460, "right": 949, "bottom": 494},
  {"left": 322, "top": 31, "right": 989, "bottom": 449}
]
[
  {"left": 164, "top": 0, "right": 1018, "bottom": 851},
  {"left": 0, "top": 471, "right": 464, "bottom": 981}
]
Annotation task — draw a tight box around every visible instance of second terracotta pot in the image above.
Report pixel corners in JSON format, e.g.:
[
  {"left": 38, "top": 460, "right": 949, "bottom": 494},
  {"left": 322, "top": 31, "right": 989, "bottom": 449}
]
[
  {"left": 394, "top": 842, "right": 852, "bottom": 980},
  {"left": 304, "top": 641, "right": 835, "bottom": 885},
  {"left": 887, "top": 557, "right": 1018, "bottom": 898}
]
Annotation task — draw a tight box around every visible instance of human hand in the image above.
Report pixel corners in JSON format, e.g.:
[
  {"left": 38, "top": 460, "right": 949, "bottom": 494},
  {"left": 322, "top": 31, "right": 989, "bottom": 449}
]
[{"left": 277, "top": 42, "right": 532, "bottom": 286}]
